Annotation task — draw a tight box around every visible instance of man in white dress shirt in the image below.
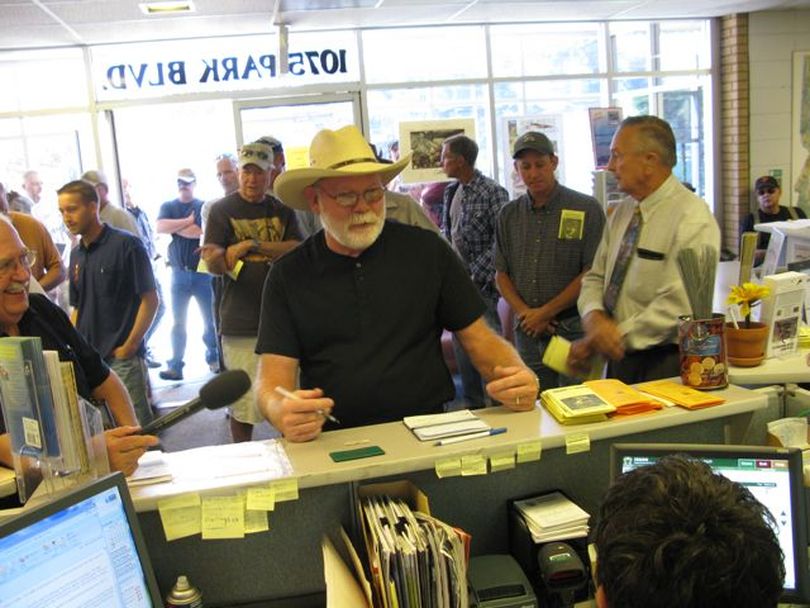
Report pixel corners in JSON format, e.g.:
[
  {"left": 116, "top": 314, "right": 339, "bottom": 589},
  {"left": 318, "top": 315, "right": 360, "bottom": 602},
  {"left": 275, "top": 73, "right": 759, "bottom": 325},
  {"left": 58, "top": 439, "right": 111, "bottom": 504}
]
[{"left": 569, "top": 116, "right": 720, "bottom": 383}]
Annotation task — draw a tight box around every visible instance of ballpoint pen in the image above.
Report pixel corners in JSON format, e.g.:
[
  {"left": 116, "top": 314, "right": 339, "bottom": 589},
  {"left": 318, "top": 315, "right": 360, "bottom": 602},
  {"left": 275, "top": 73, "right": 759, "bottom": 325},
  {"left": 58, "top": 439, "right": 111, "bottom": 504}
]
[
  {"left": 435, "top": 427, "right": 507, "bottom": 446},
  {"left": 274, "top": 386, "right": 341, "bottom": 424}
]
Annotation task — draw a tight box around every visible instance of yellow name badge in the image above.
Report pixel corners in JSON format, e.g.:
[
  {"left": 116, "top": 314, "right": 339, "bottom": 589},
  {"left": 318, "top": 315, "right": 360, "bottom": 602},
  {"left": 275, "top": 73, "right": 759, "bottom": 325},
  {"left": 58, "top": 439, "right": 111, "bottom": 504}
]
[{"left": 559, "top": 209, "right": 585, "bottom": 240}]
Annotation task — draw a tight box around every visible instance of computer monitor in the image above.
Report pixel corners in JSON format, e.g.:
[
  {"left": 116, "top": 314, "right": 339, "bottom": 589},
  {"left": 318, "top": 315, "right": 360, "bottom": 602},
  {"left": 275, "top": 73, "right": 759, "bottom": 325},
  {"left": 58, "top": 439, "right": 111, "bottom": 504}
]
[
  {"left": 610, "top": 443, "right": 810, "bottom": 604},
  {"left": 0, "top": 472, "right": 162, "bottom": 607}
]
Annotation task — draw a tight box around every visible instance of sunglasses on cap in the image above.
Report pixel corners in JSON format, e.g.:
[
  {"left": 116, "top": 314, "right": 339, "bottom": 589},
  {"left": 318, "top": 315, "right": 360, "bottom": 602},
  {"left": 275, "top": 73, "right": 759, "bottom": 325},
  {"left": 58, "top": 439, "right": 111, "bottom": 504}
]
[
  {"left": 242, "top": 149, "right": 270, "bottom": 161},
  {"left": 757, "top": 187, "right": 776, "bottom": 195}
]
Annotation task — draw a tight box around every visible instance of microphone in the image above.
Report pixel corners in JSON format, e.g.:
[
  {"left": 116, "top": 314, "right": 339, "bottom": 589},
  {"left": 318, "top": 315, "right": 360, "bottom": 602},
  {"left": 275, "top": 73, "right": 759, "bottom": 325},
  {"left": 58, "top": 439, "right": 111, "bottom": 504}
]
[{"left": 140, "top": 369, "right": 251, "bottom": 435}]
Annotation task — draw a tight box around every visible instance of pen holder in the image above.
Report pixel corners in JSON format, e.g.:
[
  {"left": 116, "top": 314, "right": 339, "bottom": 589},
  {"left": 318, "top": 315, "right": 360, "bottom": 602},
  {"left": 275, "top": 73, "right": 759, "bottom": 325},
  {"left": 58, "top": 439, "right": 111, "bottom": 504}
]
[{"left": 678, "top": 314, "right": 728, "bottom": 390}]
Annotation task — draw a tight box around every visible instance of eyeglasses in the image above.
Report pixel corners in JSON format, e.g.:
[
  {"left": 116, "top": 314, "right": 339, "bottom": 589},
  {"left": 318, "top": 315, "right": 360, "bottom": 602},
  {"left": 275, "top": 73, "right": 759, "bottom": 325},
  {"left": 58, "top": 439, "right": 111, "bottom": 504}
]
[
  {"left": 757, "top": 187, "right": 777, "bottom": 195},
  {"left": 0, "top": 248, "right": 36, "bottom": 277},
  {"left": 316, "top": 186, "right": 385, "bottom": 208}
]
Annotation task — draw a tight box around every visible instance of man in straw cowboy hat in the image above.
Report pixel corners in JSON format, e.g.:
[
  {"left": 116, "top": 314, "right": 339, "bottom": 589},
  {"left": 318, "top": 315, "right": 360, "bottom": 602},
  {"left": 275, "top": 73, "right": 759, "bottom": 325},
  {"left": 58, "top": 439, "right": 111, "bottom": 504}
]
[{"left": 255, "top": 125, "right": 539, "bottom": 442}]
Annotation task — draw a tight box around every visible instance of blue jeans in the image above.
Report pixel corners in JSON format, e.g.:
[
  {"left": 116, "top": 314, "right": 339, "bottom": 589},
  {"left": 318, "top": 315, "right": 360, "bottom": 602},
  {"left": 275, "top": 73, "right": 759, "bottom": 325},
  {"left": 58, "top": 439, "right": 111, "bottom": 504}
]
[
  {"left": 144, "top": 274, "right": 165, "bottom": 347},
  {"left": 168, "top": 269, "right": 218, "bottom": 371},
  {"left": 515, "top": 316, "right": 584, "bottom": 392},
  {"left": 108, "top": 355, "right": 153, "bottom": 426},
  {"left": 451, "top": 300, "right": 502, "bottom": 408}
]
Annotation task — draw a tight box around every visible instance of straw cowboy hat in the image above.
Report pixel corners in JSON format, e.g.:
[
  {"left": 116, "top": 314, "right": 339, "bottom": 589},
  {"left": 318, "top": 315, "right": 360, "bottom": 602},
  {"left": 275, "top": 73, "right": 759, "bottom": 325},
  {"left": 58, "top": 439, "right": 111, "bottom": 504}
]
[{"left": 274, "top": 125, "right": 411, "bottom": 210}]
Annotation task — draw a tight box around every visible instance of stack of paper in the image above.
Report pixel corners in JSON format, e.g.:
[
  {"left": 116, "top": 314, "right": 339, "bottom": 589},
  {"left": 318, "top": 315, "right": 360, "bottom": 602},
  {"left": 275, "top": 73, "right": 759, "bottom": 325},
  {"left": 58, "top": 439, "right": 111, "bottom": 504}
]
[
  {"left": 127, "top": 450, "right": 172, "bottom": 487},
  {"left": 403, "top": 410, "right": 490, "bottom": 441},
  {"left": 513, "top": 491, "right": 590, "bottom": 543},
  {"left": 361, "top": 495, "right": 468, "bottom": 608},
  {"left": 635, "top": 380, "right": 725, "bottom": 410},
  {"left": 584, "top": 379, "right": 665, "bottom": 416},
  {"left": 541, "top": 385, "right": 616, "bottom": 425}
]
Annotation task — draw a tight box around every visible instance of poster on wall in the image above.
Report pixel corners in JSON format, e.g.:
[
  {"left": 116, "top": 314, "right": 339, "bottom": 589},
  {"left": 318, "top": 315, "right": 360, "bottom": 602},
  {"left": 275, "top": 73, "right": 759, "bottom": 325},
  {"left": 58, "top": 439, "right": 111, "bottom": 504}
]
[
  {"left": 399, "top": 119, "right": 475, "bottom": 184},
  {"left": 588, "top": 107, "right": 623, "bottom": 169},
  {"left": 502, "top": 115, "right": 564, "bottom": 198},
  {"left": 792, "top": 51, "right": 810, "bottom": 210}
]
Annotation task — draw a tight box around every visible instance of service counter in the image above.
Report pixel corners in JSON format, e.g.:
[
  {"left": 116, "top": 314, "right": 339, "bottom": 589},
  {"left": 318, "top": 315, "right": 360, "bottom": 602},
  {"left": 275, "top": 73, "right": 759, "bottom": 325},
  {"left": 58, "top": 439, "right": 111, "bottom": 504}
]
[{"left": 132, "top": 383, "right": 771, "bottom": 607}]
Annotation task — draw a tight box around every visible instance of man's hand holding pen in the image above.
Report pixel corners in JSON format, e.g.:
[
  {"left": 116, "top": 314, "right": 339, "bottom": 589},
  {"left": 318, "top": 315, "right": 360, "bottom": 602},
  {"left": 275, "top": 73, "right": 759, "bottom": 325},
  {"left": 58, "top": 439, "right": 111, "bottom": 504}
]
[{"left": 271, "top": 386, "right": 338, "bottom": 443}]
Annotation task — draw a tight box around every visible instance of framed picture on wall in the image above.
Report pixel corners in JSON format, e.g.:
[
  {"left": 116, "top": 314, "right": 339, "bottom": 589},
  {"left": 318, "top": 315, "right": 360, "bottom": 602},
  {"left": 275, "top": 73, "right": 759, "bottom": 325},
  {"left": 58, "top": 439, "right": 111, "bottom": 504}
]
[
  {"left": 399, "top": 119, "right": 475, "bottom": 184},
  {"left": 588, "top": 107, "right": 623, "bottom": 169},
  {"left": 792, "top": 51, "right": 810, "bottom": 210}
]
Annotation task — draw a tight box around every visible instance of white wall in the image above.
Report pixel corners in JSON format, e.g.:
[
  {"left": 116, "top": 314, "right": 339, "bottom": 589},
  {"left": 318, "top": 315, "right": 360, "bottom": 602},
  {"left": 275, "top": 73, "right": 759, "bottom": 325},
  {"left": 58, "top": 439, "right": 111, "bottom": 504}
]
[{"left": 749, "top": 9, "right": 810, "bottom": 212}]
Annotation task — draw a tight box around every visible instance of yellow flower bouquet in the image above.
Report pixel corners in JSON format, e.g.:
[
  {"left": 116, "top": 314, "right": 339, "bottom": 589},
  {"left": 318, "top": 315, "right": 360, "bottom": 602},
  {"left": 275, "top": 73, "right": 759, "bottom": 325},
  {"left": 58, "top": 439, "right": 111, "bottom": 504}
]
[{"left": 727, "top": 282, "right": 771, "bottom": 328}]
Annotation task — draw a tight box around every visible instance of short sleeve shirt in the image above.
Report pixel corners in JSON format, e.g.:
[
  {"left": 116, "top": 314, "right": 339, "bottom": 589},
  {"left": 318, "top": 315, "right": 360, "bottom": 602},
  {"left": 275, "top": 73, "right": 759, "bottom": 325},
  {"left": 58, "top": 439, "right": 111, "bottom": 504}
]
[
  {"left": 256, "top": 221, "right": 485, "bottom": 429},
  {"left": 69, "top": 225, "right": 156, "bottom": 358},
  {"left": 158, "top": 198, "right": 204, "bottom": 269}
]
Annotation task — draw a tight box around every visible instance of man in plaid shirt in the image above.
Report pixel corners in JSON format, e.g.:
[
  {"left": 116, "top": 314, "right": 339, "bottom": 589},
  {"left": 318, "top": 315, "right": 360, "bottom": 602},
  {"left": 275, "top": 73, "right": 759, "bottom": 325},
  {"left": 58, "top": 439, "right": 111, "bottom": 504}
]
[{"left": 440, "top": 134, "right": 509, "bottom": 406}]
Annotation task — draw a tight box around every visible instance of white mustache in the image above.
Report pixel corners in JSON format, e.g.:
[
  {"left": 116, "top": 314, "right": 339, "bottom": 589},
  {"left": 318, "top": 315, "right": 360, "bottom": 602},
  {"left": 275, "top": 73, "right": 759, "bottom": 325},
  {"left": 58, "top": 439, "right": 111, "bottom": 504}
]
[{"left": 350, "top": 212, "right": 379, "bottom": 226}]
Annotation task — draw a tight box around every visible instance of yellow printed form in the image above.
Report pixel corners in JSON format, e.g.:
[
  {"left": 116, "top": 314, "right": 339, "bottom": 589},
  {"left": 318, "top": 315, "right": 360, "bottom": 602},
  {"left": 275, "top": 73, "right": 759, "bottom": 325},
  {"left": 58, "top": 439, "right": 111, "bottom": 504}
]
[
  {"left": 271, "top": 478, "right": 299, "bottom": 502},
  {"left": 158, "top": 493, "right": 202, "bottom": 542},
  {"left": 461, "top": 454, "right": 487, "bottom": 476},
  {"left": 516, "top": 441, "right": 542, "bottom": 463},
  {"left": 201, "top": 495, "right": 245, "bottom": 540},
  {"left": 246, "top": 487, "right": 276, "bottom": 511},
  {"left": 435, "top": 457, "right": 462, "bottom": 478},
  {"left": 490, "top": 452, "right": 516, "bottom": 473},
  {"left": 559, "top": 209, "right": 585, "bottom": 240}
]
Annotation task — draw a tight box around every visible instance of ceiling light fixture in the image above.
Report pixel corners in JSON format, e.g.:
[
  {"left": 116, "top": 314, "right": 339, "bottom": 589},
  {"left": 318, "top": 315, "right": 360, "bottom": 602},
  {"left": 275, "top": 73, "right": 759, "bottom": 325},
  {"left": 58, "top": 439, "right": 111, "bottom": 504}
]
[{"left": 139, "top": 1, "right": 196, "bottom": 15}]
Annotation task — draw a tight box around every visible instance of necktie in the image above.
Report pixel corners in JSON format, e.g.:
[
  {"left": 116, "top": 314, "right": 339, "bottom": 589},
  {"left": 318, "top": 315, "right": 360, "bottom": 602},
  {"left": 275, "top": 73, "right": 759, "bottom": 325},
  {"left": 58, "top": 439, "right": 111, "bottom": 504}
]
[{"left": 603, "top": 206, "right": 642, "bottom": 315}]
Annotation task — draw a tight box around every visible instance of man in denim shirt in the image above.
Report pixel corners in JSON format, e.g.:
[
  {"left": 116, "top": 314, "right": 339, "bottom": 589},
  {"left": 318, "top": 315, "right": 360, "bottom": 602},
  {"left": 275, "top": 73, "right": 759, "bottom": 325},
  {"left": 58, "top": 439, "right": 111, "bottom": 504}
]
[{"left": 440, "top": 134, "right": 509, "bottom": 406}]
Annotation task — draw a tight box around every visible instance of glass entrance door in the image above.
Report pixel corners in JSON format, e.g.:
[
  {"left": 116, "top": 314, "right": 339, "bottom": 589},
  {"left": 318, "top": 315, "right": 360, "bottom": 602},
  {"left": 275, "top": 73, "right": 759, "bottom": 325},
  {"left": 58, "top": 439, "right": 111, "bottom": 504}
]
[{"left": 235, "top": 93, "right": 361, "bottom": 169}]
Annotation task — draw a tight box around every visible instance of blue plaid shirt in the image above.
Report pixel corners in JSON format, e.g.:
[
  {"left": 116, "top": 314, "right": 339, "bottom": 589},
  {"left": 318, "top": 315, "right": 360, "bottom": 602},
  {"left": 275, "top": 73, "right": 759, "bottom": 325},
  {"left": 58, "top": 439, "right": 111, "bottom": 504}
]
[{"left": 441, "top": 169, "right": 509, "bottom": 303}]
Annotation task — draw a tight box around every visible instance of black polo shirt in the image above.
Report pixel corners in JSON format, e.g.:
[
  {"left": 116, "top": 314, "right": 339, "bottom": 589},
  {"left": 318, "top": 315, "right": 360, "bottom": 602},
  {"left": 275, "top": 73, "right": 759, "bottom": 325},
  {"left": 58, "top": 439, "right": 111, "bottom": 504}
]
[
  {"left": 256, "top": 221, "right": 485, "bottom": 429},
  {"left": 0, "top": 294, "right": 110, "bottom": 434}
]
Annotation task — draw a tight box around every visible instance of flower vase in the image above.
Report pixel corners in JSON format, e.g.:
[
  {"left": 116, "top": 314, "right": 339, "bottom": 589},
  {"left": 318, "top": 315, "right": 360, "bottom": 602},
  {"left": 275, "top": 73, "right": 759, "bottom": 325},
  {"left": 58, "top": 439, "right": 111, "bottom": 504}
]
[{"left": 725, "top": 321, "right": 769, "bottom": 367}]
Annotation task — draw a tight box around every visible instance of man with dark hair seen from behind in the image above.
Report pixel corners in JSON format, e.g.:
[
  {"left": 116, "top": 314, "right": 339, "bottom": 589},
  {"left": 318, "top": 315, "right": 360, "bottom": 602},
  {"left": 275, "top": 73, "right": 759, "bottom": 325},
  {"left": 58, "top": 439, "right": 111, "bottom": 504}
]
[
  {"left": 440, "top": 133, "right": 509, "bottom": 406},
  {"left": 569, "top": 116, "right": 720, "bottom": 383},
  {"left": 594, "top": 454, "right": 784, "bottom": 608}
]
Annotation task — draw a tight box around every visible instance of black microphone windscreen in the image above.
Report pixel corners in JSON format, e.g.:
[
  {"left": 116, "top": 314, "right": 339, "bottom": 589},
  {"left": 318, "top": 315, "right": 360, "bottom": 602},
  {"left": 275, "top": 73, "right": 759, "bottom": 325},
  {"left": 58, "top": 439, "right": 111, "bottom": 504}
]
[{"left": 199, "top": 369, "right": 252, "bottom": 410}]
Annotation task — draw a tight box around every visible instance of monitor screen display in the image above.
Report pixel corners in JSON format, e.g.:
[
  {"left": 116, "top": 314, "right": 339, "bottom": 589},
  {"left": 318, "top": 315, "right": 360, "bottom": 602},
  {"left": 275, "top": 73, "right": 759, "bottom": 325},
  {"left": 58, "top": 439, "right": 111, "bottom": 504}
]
[
  {"left": 0, "top": 472, "right": 162, "bottom": 607},
  {"left": 611, "top": 443, "right": 809, "bottom": 603}
]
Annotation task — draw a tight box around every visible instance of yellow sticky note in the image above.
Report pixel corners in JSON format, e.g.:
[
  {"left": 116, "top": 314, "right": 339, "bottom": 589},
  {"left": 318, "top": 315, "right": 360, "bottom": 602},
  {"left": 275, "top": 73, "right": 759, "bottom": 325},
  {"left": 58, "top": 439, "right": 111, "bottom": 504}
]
[
  {"left": 245, "top": 509, "right": 269, "bottom": 534},
  {"left": 246, "top": 487, "right": 276, "bottom": 511},
  {"left": 226, "top": 259, "right": 244, "bottom": 281},
  {"left": 461, "top": 454, "right": 487, "bottom": 476},
  {"left": 158, "top": 493, "right": 202, "bottom": 542},
  {"left": 435, "top": 457, "right": 462, "bottom": 478},
  {"left": 559, "top": 209, "right": 585, "bottom": 239},
  {"left": 566, "top": 432, "right": 591, "bottom": 454},
  {"left": 516, "top": 441, "right": 542, "bottom": 463},
  {"left": 489, "top": 451, "right": 516, "bottom": 473},
  {"left": 271, "top": 478, "right": 299, "bottom": 502},
  {"left": 201, "top": 495, "right": 245, "bottom": 540},
  {"left": 196, "top": 258, "right": 209, "bottom": 273}
]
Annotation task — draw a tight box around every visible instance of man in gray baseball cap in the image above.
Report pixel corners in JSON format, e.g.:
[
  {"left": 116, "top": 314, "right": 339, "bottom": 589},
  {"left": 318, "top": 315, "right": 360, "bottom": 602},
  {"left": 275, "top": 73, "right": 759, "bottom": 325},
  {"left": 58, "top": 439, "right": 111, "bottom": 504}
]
[{"left": 495, "top": 131, "right": 605, "bottom": 389}]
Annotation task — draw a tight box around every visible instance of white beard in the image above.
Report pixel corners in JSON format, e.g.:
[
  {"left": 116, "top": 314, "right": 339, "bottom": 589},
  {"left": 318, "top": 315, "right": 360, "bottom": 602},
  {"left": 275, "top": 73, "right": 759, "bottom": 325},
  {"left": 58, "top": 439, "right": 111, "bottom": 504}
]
[{"left": 320, "top": 204, "right": 386, "bottom": 252}]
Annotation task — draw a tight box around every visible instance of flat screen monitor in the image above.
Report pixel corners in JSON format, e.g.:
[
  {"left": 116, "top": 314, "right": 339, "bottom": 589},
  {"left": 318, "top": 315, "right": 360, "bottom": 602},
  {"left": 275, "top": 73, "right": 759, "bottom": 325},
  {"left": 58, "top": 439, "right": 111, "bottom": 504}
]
[
  {"left": 0, "top": 472, "right": 162, "bottom": 607},
  {"left": 611, "top": 442, "right": 810, "bottom": 604}
]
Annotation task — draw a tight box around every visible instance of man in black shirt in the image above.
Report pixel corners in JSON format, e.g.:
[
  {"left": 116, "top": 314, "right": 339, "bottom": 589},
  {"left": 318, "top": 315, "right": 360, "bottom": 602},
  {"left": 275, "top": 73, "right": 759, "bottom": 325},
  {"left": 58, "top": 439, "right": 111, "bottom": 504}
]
[
  {"left": 255, "top": 125, "right": 539, "bottom": 442},
  {"left": 0, "top": 217, "right": 157, "bottom": 475},
  {"left": 741, "top": 175, "right": 807, "bottom": 264}
]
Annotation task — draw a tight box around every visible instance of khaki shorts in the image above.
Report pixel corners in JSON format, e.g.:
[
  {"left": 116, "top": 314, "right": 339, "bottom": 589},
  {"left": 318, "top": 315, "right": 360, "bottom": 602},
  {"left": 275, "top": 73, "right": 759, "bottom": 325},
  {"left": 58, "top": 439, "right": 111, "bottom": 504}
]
[{"left": 221, "top": 335, "right": 262, "bottom": 425}]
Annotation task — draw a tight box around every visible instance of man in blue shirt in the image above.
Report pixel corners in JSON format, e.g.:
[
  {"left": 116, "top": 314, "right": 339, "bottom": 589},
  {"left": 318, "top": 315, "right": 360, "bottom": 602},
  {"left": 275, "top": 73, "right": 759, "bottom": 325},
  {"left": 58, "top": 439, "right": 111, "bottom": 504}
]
[
  {"left": 440, "top": 134, "right": 509, "bottom": 406},
  {"left": 157, "top": 169, "right": 219, "bottom": 380},
  {"left": 58, "top": 180, "right": 158, "bottom": 426}
]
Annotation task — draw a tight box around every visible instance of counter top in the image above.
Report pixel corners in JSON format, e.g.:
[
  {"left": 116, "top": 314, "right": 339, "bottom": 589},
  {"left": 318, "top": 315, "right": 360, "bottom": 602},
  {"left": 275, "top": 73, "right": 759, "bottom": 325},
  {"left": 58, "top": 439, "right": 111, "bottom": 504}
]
[{"left": 129, "top": 381, "right": 767, "bottom": 511}]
